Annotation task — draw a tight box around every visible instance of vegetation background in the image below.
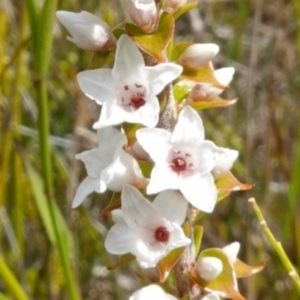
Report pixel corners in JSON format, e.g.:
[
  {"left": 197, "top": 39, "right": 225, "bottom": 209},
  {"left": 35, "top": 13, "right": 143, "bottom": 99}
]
[{"left": 0, "top": 0, "right": 300, "bottom": 299}]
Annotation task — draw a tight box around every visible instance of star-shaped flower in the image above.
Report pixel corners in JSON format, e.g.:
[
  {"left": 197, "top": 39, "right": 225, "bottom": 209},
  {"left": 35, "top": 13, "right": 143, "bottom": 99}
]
[
  {"left": 136, "top": 106, "right": 238, "bottom": 212},
  {"left": 72, "top": 127, "right": 145, "bottom": 208},
  {"left": 105, "top": 185, "right": 190, "bottom": 268},
  {"left": 77, "top": 35, "right": 182, "bottom": 129}
]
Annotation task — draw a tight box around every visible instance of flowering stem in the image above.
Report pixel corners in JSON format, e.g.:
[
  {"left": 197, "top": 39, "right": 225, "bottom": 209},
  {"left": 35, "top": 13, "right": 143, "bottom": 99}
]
[{"left": 249, "top": 198, "right": 300, "bottom": 295}]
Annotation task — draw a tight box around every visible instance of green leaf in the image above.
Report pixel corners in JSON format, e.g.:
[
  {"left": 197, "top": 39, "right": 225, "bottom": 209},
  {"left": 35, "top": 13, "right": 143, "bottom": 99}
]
[
  {"left": 139, "top": 161, "right": 153, "bottom": 178},
  {"left": 234, "top": 259, "right": 264, "bottom": 278},
  {"left": 173, "top": 80, "right": 195, "bottom": 104},
  {"left": 107, "top": 254, "right": 135, "bottom": 270},
  {"left": 191, "top": 97, "right": 238, "bottom": 110},
  {"left": 216, "top": 172, "right": 253, "bottom": 202},
  {"left": 194, "top": 226, "right": 204, "bottom": 257},
  {"left": 190, "top": 248, "right": 245, "bottom": 300},
  {"left": 173, "top": 1, "right": 199, "bottom": 19},
  {"left": 126, "top": 12, "right": 174, "bottom": 62},
  {"left": 122, "top": 123, "right": 144, "bottom": 148},
  {"left": 25, "top": 161, "right": 73, "bottom": 254},
  {"left": 171, "top": 42, "right": 192, "bottom": 61}
]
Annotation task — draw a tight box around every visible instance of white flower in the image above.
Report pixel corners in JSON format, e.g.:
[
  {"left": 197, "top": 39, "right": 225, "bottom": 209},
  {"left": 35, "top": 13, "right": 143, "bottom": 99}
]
[
  {"left": 188, "top": 67, "right": 235, "bottom": 101},
  {"left": 196, "top": 257, "right": 223, "bottom": 282},
  {"left": 177, "top": 44, "right": 219, "bottom": 71},
  {"left": 72, "top": 127, "right": 144, "bottom": 208},
  {"left": 105, "top": 185, "right": 190, "bottom": 268},
  {"left": 56, "top": 11, "right": 115, "bottom": 51},
  {"left": 77, "top": 35, "right": 182, "bottom": 129},
  {"left": 129, "top": 284, "right": 177, "bottom": 300},
  {"left": 201, "top": 293, "right": 220, "bottom": 300},
  {"left": 124, "top": 0, "right": 158, "bottom": 33},
  {"left": 136, "top": 106, "right": 238, "bottom": 213}
]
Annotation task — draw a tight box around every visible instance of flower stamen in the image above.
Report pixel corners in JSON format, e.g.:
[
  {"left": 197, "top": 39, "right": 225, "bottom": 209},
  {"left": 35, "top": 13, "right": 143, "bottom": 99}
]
[
  {"left": 131, "top": 93, "right": 146, "bottom": 109},
  {"left": 170, "top": 157, "right": 187, "bottom": 173},
  {"left": 154, "top": 226, "right": 170, "bottom": 243}
]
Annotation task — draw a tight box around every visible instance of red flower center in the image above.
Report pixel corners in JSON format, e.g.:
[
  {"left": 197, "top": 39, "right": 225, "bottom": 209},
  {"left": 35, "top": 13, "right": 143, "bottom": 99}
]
[
  {"left": 131, "top": 94, "right": 146, "bottom": 109},
  {"left": 154, "top": 226, "right": 170, "bottom": 243},
  {"left": 171, "top": 157, "right": 187, "bottom": 172}
]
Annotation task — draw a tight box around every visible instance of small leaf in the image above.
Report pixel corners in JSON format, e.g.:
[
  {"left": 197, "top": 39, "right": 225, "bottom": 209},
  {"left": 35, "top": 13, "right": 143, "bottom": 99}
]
[
  {"left": 173, "top": 1, "right": 199, "bottom": 19},
  {"left": 123, "top": 123, "right": 144, "bottom": 149},
  {"left": 107, "top": 254, "right": 135, "bottom": 270},
  {"left": 234, "top": 259, "right": 264, "bottom": 278},
  {"left": 101, "top": 192, "right": 121, "bottom": 214},
  {"left": 180, "top": 63, "right": 224, "bottom": 88},
  {"left": 191, "top": 97, "right": 238, "bottom": 110},
  {"left": 157, "top": 247, "right": 186, "bottom": 282},
  {"left": 194, "top": 226, "right": 204, "bottom": 257},
  {"left": 173, "top": 80, "right": 195, "bottom": 103},
  {"left": 126, "top": 12, "right": 174, "bottom": 62},
  {"left": 139, "top": 161, "right": 152, "bottom": 178},
  {"left": 171, "top": 42, "right": 192, "bottom": 61},
  {"left": 216, "top": 172, "right": 253, "bottom": 202}
]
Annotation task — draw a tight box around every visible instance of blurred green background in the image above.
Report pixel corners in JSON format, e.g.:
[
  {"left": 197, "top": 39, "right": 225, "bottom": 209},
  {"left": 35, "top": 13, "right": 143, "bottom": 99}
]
[{"left": 0, "top": 0, "right": 300, "bottom": 299}]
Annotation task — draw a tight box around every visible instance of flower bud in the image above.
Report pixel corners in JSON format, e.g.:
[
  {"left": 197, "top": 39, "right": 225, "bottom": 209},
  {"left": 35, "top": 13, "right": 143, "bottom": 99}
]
[
  {"left": 222, "top": 242, "right": 240, "bottom": 264},
  {"left": 124, "top": 0, "right": 158, "bottom": 33},
  {"left": 162, "top": 0, "right": 187, "bottom": 13},
  {"left": 215, "top": 67, "right": 235, "bottom": 87},
  {"left": 177, "top": 44, "right": 219, "bottom": 70},
  {"left": 56, "top": 11, "right": 116, "bottom": 52},
  {"left": 212, "top": 148, "right": 239, "bottom": 179},
  {"left": 196, "top": 256, "right": 223, "bottom": 282}
]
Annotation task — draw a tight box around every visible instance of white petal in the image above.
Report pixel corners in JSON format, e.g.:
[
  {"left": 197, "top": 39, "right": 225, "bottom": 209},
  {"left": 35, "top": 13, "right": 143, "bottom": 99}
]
[
  {"left": 171, "top": 106, "right": 205, "bottom": 145},
  {"left": 121, "top": 185, "right": 158, "bottom": 228},
  {"left": 130, "top": 284, "right": 177, "bottom": 300},
  {"left": 196, "top": 141, "right": 219, "bottom": 174},
  {"left": 145, "top": 63, "right": 183, "bottom": 95},
  {"left": 77, "top": 69, "right": 116, "bottom": 104},
  {"left": 136, "top": 128, "right": 171, "bottom": 164},
  {"left": 93, "top": 101, "right": 129, "bottom": 128},
  {"left": 75, "top": 148, "right": 111, "bottom": 178},
  {"left": 212, "top": 147, "right": 239, "bottom": 179},
  {"left": 179, "top": 172, "right": 217, "bottom": 213},
  {"left": 201, "top": 293, "right": 221, "bottom": 300},
  {"left": 112, "top": 35, "right": 145, "bottom": 81},
  {"left": 168, "top": 222, "right": 191, "bottom": 248},
  {"left": 111, "top": 209, "right": 124, "bottom": 223},
  {"left": 104, "top": 221, "right": 137, "bottom": 255},
  {"left": 147, "top": 166, "right": 180, "bottom": 194},
  {"left": 214, "top": 67, "right": 235, "bottom": 87},
  {"left": 196, "top": 257, "right": 223, "bottom": 281},
  {"left": 97, "top": 126, "right": 127, "bottom": 148},
  {"left": 101, "top": 149, "right": 143, "bottom": 191},
  {"left": 153, "top": 190, "right": 188, "bottom": 225},
  {"left": 222, "top": 242, "right": 240, "bottom": 263},
  {"left": 127, "top": 98, "right": 160, "bottom": 128},
  {"left": 72, "top": 177, "right": 100, "bottom": 208}
]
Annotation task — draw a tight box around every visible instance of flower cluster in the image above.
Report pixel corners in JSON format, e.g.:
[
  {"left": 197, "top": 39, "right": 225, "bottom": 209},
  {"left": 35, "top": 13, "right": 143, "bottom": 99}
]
[{"left": 57, "top": 1, "right": 261, "bottom": 299}]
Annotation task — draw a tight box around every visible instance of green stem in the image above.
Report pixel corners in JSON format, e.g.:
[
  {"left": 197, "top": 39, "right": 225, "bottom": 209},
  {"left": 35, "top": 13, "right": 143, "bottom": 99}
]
[
  {"left": 0, "top": 256, "right": 29, "bottom": 300},
  {"left": 25, "top": 0, "right": 81, "bottom": 299},
  {"left": 249, "top": 198, "right": 300, "bottom": 295}
]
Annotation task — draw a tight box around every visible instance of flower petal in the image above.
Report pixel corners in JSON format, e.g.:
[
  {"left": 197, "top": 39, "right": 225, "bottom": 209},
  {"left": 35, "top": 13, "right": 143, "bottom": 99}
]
[
  {"left": 136, "top": 128, "right": 171, "bottom": 164},
  {"left": 93, "top": 101, "right": 129, "bottom": 128},
  {"left": 72, "top": 176, "right": 101, "bottom": 208},
  {"left": 145, "top": 63, "right": 183, "bottom": 95},
  {"left": 104, "top": 221, "right": 137, "bottom": 255},
  {"left": 171, "top": 106, "right": 205, "bottom": 145},
  {"left": 130, "top": 284, "right": 177, "bottom": 300},
  {"left": 179, "top": 172, "right": 217, "bottom": 213},
  {"left": 101, "top": 149, "right": 143, "bottom": 191},
  {"left": 147, "top": 166, "right": 180, "bottom": 194},
  {"left": 121, "top": 185, "right": 158, "bottom": 228},
  {"left": 222, "top": 242, "right": 240, "bottom": 263},
  {"left": 153, "top": 190, "right": 188, "bottom": 225},
  {"left": 214, "top": 67, "right": 235, "bottom": 87},
  {"left": 77, "top": 69, "right": 116, "bottom": 104},
  {"left": 168, "top": 222, "right": 191, "bottom": 248},
  {"left": 112, "top": 35, "right": 145, "bottom": 81},
  {"left": 196, "top": 140, "right": 219, "bottom": 174}
]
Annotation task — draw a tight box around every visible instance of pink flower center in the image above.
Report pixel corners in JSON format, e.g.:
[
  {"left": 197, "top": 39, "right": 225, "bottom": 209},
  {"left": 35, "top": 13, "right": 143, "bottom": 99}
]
[
  {"left": 131, "top": 94, "right": 146, "bottom": 109},
  {"left": 154, "top": 226, "right": 170, "bottom": 243},
  {"left": 171, "top": 157, "right": 187, "bottom": 172}
]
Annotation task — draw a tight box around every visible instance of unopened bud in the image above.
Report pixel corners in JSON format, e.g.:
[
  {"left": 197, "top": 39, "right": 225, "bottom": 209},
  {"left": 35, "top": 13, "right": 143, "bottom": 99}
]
[
  {"left": 212, "top": 148, "right": 239, "bottom": 179},
  {"left": 196, "top": 256, "right": 223, "bottom": 282},
  {"left": 162, "top": 0, "right": 187, "bottom": 13},
  {"left": 177, "top": 44, "right": 219, "bottom": 70},
  {"left": 124, "top": 0, "right": 158, "bottom": 33},
  {"left": 56, "top": 11, "right": 116, "bottom": 52},
  {"left": 222, "top": 242, "right": 240, "bottom": 264},
  {"left": 214, "top": 67, "right": 235, "bottom": 87}
]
